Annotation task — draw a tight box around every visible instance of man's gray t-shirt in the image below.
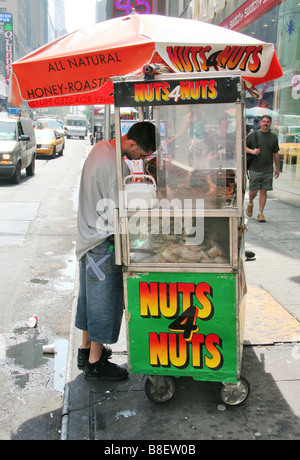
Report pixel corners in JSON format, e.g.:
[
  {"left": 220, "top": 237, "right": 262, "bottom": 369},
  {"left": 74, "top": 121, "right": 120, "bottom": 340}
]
[
  {"left": 246, "top": 130, "right": 279, "bottom": 173},
  {"left": 76, "top": 141, "right": 128, "bottom": 261}
]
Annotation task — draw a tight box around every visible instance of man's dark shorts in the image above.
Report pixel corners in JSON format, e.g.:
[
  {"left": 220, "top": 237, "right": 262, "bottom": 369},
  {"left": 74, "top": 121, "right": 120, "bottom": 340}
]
[{"left": 249, "top": 170, "right": 273, "bottom": 191}]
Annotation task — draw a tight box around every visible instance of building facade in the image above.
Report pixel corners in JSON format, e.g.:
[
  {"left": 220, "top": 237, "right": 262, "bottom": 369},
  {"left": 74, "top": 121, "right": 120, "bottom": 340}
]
[
  {"left": 98, "top": 0, "right": 299, "bottom": 205},
  {"left": 0, "top": 0, "right": 48, "bottom": 67},
  {"left": 0, "top": 0, "right": 67, "bottom": 109},
  {"left": 176, "top": 0, "right": 300, "bottom": 206},
  {"left": 0, "top": 0, "right": 48, "bottom": 105}
]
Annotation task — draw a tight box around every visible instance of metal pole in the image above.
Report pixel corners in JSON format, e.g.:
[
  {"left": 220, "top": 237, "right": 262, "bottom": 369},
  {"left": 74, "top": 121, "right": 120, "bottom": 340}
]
[
  {"left": 104, "top": 105, "right": 111, "bottom": 140},
  {"left": 91, "top": 106, "right": 95, "bottom": 144}
]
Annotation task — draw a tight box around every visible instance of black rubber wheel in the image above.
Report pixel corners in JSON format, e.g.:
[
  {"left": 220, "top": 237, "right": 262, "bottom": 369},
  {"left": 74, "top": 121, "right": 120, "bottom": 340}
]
[
  {"left": 220, "top": 376, "right": 250, "bottom": 406},
  {"left": 26, "top": 155, "right": 35, "bottom": 176},
  {"left": 10, "top": 161, "right": 21, "bottom": 184},
  {"left": 145, "top": 376, "right": 176, "bottom": 403}
]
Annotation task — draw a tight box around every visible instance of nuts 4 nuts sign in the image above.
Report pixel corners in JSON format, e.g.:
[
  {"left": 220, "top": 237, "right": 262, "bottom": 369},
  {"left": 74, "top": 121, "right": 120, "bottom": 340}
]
[{"left": 126, "top": 272, "right": 238, "bottom": 382}]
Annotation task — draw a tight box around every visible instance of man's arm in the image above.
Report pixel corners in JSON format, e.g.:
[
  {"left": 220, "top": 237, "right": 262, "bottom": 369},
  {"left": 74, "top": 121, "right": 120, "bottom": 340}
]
[
  {"left": 246, "top": 146, "right": 260, "bottom": 156},
  {"left": 246, "top": 132, "right": 260, "bottom": 157},
  {"left": 274, "top": 152, "right": 280, "bottom": 178}
]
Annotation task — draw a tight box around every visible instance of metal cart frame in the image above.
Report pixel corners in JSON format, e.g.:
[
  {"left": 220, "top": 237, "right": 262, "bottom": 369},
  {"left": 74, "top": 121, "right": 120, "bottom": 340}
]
[{"left": 112, "top": 72, "right": 250, "bottom": 405}]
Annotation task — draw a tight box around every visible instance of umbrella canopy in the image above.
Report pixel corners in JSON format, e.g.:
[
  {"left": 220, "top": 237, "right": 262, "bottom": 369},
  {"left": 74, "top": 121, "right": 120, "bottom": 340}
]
[
  {"left": 9, "top": 13, "right": 282, "bottom": 109},
  {"left": 246, "top": 107, "right": 278, "bottom": 118}
]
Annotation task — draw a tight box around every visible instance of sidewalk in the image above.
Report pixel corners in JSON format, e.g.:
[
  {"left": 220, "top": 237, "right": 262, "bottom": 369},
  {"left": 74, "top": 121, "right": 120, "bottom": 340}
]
[{"left": 61, "top": 197, "right": 300, "bottom": 441}]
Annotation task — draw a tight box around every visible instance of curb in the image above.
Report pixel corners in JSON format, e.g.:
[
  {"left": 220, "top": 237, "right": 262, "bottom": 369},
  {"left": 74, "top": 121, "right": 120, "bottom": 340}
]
[{"left": 61, "top": 263, "right": 79, "bottom": 440}]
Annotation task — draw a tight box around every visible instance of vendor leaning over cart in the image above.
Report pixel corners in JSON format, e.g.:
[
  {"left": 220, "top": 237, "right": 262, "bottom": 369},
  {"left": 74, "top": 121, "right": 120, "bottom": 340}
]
[{"left": 75, "top": 122, "right": 159, "bottom": 381}]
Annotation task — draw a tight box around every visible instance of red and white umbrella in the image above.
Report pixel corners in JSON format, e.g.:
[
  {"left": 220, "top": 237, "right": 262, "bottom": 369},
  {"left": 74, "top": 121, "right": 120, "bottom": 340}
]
[{"left": 9, "top": 12, "right": 282, "bottom": 108}]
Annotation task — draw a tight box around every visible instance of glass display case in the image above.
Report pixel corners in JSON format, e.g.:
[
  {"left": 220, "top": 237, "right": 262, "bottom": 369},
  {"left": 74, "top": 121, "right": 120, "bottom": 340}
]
[
  {"left": 126, "top": 216, "right": 232, "bottom": 267},
  {"left": 113, "top": 73, "right": 245, "bottom": 271},
  {"left": 145, "top": 102, "right": 239, "bottom": 209}
]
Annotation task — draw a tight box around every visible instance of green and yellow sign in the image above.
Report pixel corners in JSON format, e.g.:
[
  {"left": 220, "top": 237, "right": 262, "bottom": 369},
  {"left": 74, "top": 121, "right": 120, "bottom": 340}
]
[{"left": 126, "top": 272, "right": 238, "bottom": 382}]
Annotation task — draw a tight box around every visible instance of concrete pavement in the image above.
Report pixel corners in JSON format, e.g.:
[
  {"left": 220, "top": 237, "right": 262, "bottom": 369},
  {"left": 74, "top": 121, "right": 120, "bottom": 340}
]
[{"left": 61, "top": 195, "right": 300, "bottom": 441}]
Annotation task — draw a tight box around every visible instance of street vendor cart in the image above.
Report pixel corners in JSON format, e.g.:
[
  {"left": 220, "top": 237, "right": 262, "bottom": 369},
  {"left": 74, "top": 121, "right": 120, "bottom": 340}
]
[{"left": 112, "top": 72, "right": 249, "bottom": 406}]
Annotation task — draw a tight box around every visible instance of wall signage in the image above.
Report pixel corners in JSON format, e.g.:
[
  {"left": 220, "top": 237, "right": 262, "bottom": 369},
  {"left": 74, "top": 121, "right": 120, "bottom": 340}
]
[{"left": 113, "top": 0, "right": 152, "bottom": 17}]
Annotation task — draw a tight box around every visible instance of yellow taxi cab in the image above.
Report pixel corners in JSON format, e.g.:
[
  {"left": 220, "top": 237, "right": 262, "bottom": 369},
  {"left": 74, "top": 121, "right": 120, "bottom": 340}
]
[
  {"left": 35, "top": 128, "right": 64, "bottom": 158},
  {"left": 278, "top": 134, "right": 300, "bottom": 177}
]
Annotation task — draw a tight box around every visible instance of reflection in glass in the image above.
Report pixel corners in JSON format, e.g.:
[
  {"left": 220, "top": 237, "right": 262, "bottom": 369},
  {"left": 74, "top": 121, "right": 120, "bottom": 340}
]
[
  {"left": 129, "top": 216, "right": 230, "bottom": 265},
  {"left": 143, "top": 103, "right": 237, "bottom": 209}
]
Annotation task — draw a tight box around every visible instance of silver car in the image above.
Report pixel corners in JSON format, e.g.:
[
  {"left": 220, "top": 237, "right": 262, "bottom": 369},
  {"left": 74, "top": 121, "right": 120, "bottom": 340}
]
[{"left": 0, "top": 116, "right": 36, "bottom": 184}]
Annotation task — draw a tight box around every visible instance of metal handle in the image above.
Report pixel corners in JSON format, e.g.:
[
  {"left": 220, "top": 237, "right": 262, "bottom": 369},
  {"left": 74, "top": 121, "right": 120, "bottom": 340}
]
[
  {"left": 123, "top": 174, "right": 156, "bottom": 188},
  {"left": 114, "top": 208, "right": 122, "bottom": 266}
]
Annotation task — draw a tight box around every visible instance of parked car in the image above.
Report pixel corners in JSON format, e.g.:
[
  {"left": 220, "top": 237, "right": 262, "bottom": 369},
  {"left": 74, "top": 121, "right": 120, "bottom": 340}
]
[
  {"left": 35, "top": 128, "right": 64, "bottom": 158},
  {"left": 37, "top": 118, "right": 66, "bottom": 148},
  {"left": 0, "top": 116, "right": 36, "bottom": 184},
  {"left": 278, "top": 133, "right": 300, "bottom": 172},
  {"left": 288, "top": 126, "right": 300, "bottom": 136},
  {"left": 278, "top": 134, "right": 300, "bottom": 144}
]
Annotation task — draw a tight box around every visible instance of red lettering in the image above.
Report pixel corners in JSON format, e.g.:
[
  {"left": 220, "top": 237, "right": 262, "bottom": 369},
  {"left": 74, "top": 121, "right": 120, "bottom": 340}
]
[
  {"left": 161, "top": 81, "right": 170, "bottom": 100},
  {"left": 166, "top": 46, "right": 185, "bottom": 72},
  {"left": 149, "top": 332, "right": 223, "bottom": 370},
  {"left": 149, "top": 332, "right": 169, "bottom": 367},
  {"left": 198, "top": 46, "right": 212, "bottom": 71},
  {"left": 248, "top": 45, "right": 263, "bottom": 73},
  {"left": 190, "top": 47, "right": 203, "bottom": 72},
  {"left": 205, "top": 334, "right": 223, "bottom": 370},
  {"left": 182, "top": 46, "right": 193, "bottom": 72},
  {"left": 177, "top": 283, "right": 195, "bottom": 311},
  {"left": 191, "top": 334, "right": 205, "bottom": 368},
  {"left": 239, "top": 46, "right": 256, "bottom": 71},
  {"left": 226, "top": 46, "right": 247, "bottom": 70},
  {"left": 217, "top": 46, "right": 236, "bottom": 69}
]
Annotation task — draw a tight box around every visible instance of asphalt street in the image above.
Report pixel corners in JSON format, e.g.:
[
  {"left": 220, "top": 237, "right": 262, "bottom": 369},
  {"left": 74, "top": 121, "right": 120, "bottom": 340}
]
[{"left": 0, "top": 138, "right": 87, "bottom": 440}]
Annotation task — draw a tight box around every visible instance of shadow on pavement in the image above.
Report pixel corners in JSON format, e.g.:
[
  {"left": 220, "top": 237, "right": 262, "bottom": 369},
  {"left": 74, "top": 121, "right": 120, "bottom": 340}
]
[{"left": 62, "top": 344, "right": 300, "bottom": 441}]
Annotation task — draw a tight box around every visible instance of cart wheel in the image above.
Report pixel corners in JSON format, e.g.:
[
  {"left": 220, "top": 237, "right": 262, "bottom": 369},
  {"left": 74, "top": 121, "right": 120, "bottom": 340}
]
[
  {"left": 145, "top": 376, "right": 176, "bottom": 403},
  {"left": 220, "top": 376, "right": 250, "bottom": 406}
]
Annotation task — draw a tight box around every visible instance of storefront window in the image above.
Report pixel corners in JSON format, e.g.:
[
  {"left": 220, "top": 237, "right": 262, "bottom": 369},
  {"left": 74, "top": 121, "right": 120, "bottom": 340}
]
[
  {"left": 174, "top": 0, "right": 299, "bottom": 204},
  {"left": 241, "top": 0, "right": 300, "bottom": 200}
]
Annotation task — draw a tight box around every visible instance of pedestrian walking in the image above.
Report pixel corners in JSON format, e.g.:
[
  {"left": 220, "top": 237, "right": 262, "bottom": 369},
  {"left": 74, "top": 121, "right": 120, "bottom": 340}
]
[
  {"left": 246, "top": 115, "right": 280, "bottom": 222},
  {"left": 75, "top": 121, "right": 159, "bottom": 381}
]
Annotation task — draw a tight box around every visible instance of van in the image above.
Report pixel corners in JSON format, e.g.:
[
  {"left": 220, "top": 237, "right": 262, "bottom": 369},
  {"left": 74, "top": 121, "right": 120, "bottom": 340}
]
[
  {"left": 0, "top": 116, "right": 36, "bottom": 184},
  {"left": 65, "top": 114, "right": 87, "bottom": 139}
]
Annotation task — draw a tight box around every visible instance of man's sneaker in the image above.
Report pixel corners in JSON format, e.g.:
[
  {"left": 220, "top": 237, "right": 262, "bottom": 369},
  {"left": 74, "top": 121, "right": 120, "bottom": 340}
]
[
  {"left": 257, "top": 213, "right": 266, "bottom": 222},
  {"left": 246, "top": 202, "right": 254, "bottom": 217},
  {"left": 84, "top": 356, "right": 128, "bottom": 381},
  {"left": 77, "top": 345, "right": 112, "bottom": 370},
  {"left": 245, "top": 250, "right": 255, "bottom": 260}
]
